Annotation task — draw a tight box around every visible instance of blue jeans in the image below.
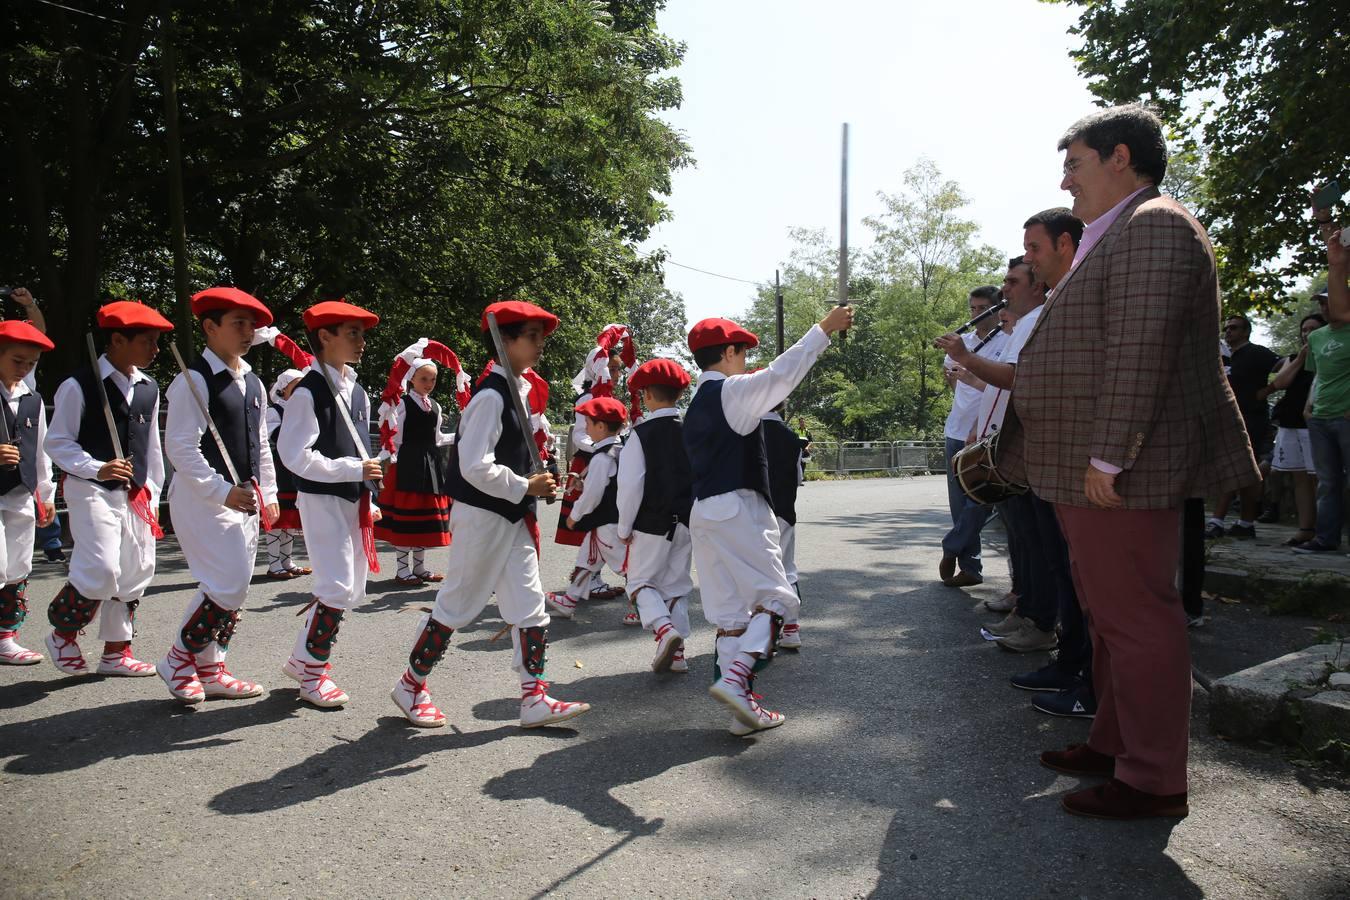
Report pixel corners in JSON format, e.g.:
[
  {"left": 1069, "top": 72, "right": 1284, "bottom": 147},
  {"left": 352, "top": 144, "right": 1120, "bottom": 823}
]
[
  {"left": 942, "top": 437, "right": 986, "bottom": 576},
  {"left": 1308, "top": 416, "right": 1350, "bottom": 547}
]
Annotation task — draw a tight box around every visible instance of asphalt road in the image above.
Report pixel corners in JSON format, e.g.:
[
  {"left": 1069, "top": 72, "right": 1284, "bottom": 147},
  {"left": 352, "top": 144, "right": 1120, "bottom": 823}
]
[{"left": 2, "top": 476, "right": 1347, "bottom": 899}]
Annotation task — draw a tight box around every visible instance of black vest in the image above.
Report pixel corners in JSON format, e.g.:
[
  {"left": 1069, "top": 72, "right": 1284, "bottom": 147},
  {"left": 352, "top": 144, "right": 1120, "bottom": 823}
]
[
  {"left": 291, "top": 368, "right": 372, "bottom": 502},
  {"left": 684, "top": 378, "right": 771, "bottom": 503},
  {"left": 394, "top": 394, "right": 444, "bottom": 495},
  {"left": 763, "top": 416, "right": 807, "bottom": 526},
  {"left": 190, "top": 355, "right": 263, "bottom": 485},
  {"left": 631, "top": 415, "right": 693, "bottom": 537},
  {"left": 445, "top": 372, "right": 534, "bottom": 522},
  {"left": 73, "top": 366, "right": 157, "bottom": 491},
  {"left": 0, "top": 391, "right": 43, "bottom": 496},
  {"left": 269, "top": 405, "right": 297, "bottom": 494},
  {"left": 570, "top": 441, "right": 620, "bottom": 532}
]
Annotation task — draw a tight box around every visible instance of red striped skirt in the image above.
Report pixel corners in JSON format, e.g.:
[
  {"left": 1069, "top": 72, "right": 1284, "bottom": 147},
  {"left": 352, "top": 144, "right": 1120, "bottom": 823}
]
[
  {"left": 374, "top": 462, "right": 451, "bottom": 548},
  {"left": 273, "top": 491, "right": 303, "bottom": 531},
  {"left": 554, "top": 452, "right": 591, "bottom": 546}
]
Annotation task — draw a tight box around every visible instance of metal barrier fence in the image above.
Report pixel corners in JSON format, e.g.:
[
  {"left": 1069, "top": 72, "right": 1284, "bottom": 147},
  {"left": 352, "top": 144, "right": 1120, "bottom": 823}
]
[{"left": 804, "top": 440, "right": 946, "bottom": 476}]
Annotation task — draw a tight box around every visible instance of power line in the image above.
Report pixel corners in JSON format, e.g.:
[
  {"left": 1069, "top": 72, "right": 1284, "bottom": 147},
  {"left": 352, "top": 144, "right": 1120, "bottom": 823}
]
[
  {"left": 25, "top": 0, "right": 128, "bottom": 25},
  {"left": 643, "top": 252, "right": 765, "bottom": 286}
]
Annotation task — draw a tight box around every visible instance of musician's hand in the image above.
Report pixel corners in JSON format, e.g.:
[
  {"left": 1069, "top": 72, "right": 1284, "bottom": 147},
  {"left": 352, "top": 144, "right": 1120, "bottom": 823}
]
[
  {"left": 225, "top": 484, "right": 258, "bottom": 513},
  {"left": 361, "top": 459, "right": 384, "bottom": 481},
  {"left": 37, "top": 502, "right": 55, "bottom": 527},
  {"left": 97, "top": 459, "right": 134, "bottom": 483},
  {"left": 371, "top": 507, "right": 382, "bottom": 522},
  {"left": 565, "top": 517, "right": 577, "bottom": 530},
  {"left": 953, "top": 365, "right": 981, "bottom": 388},
  {"left": 264, "top": 503, "right": 280, "bottom": 522},
  {"left": 820, "top": 304, "right": 854, "bottom": 335},
  {"left": 1084, "top": 465, "right": 1123, "bottom": 509},
  {"left": 526, "top": 472, "right": 557, "bottom": 497},
  {"left": 934, "top": 332, "right": 969, "bottom": 363},
  {"left": 0, "top": 444, "right": 19, "bottom": 467}
]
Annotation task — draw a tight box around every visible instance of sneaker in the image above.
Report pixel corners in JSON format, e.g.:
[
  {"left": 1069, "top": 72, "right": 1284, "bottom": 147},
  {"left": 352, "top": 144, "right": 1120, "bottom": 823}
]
[
  {"left": 98, "top": 646, "right": 157, "bottom": 677},
  {"left": 156, "top": 646, "right": 204, "bottom": 703},
  {"left": 1203, "top": 521, "right": 1225, "bottom": 540},
  {"left": 1256, "top": 506, "right": 1280, "bottom": 524},
  {"left": 945, "top": 571, "right": 983, "bottom": 588},
  {"left": 651, "top": 623, "right": 683, "bottom": 673},
  {"left": 519, "top": 679, "right": 591, "bottom": 727},
  {"left": 282, "top": 656, "right": 349, "bottom": 708},
  {"left": 0, "top": 632, "right": 43, "bottom": 665},
  {"left": 197, "top": 662, "right": 263, "bottom": 700},
  {"left": 390, "top": 671, "right": 446, "bottom": 728},
  {"left": 43, "top": 549, "right": 67, "bottom": 564},
  {"left": 728, "top": 705, "right": 786, "bottom": 736},
  {"left": 709, "top": 659, "right": 785, "bottom": 731},
  {"left": 670, "top": 645, "right": 688, "bottom": 674},
  {"left": 996, "top": 620, "right": 1058, "bottom": 653},
  {"left": 1293, "top": 538, "right": 1339, "bottom": 554},
  {"left": 984, "top": 611, "right": 1027, "bottom": 638},
  {"left": 1010, "top": 662, "right": 1078, "bottom": 693},
  {"left": 1032, "top": 682, "right": 1096, "bottom": 718},
  {"left": 1226, "top": 523, "right": 1256, "bottom": 539},
  {"left": 985, "top": 591, "right": 1017, "bottom": 613},
  {"left": 778, "top": 623, "right": 802, "bottom": 650},
  {"left": 545, "top": 591, "right": 578, "bottom": 619},
  {"left": 45, "top": 631, "right": 89, "bottom": 675},
  {"left": 1186, "top": 614, "right": 1205, "bottom": 629}
]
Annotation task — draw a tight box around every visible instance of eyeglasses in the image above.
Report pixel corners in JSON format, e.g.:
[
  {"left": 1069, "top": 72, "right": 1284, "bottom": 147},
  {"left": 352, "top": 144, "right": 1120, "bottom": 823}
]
[{"left": 1062, "top": 157, "right": 1086, "bottom": 176}]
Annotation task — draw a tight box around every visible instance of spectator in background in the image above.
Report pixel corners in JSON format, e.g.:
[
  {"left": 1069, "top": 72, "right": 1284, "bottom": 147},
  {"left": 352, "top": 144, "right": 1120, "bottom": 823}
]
[
  {"left": 936, "top": 285, "right": 1008, "bottom": 588},
  {"left": 1297, "top": 209, "right": 1350, "bottom": 553},
  {"left": 1264, "top": 314, "right": 1327, "bottom": 546},
  {"left": 1205, "top": 314, "right": 1278, "bottom": 538}
]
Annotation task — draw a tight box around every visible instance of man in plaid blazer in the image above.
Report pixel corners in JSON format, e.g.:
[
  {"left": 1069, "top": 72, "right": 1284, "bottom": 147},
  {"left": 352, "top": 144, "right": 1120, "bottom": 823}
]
[{"left": 1003, "top": 105, "right": 1258, "bottom": 820}]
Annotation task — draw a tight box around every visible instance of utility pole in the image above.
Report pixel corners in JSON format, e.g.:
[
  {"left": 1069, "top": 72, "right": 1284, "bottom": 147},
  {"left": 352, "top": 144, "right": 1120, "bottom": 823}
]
[
  {"left": 159, "top": 0, "right": 193, "bottom": 359},
  {"left": 775, "top": 268, "right": 784, "bottom": 355},
  {"left": 838, "top": 122, "right": 850, "bottom": 340}
]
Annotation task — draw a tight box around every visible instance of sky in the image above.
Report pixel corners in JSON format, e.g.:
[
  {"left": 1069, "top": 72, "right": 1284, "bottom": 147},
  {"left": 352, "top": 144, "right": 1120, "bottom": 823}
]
[{"left": 642, "top": 0, "right": 1101, "bottom": 324}]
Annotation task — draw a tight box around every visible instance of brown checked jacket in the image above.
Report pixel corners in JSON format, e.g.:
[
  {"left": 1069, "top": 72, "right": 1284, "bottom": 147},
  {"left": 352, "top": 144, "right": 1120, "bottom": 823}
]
[{"left": 1002, "top": 187, "right": 1259, "bottom": 510}]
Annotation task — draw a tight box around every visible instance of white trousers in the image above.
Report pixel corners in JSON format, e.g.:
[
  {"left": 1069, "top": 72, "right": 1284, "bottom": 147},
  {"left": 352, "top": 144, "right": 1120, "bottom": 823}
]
[
  {"left": 170, "top": 489, "right": 260, "bottom": 611},
  {"left": 690, "top": 489, "right": 798, "bottom": 633},
  {"left": 64, "top": 478, "right": 156, "bottom": 641},
  {"left": 0, "top": 489, "right": 36, "bottom": 585},
  {"left": 296, "top": 492, "right": 367, "bottom": 610},
  {"left": 566, "top": 524, "right": 628, "bottom": 599},
  {"left": 777, "top": 518, "right": 797, "bottom": 585},
  {"left": 430, "top": 502, "right": 548, "bottom": 636},
  {"left": 627, "top": 524, "right": 693, "bottom": 633}
]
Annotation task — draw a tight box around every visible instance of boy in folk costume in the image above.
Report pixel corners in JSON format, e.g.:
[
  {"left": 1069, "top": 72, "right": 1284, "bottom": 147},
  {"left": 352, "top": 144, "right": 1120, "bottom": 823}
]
[
  {"left": 276, "top": 300, "right": 384, "bottom": 709},
  {"left": 615, "top": 358, "right": 694, "bottom": 674},
  {"left": 544, "top": 396, "right": 628, "bottom": 620},
  {"left": 555, "top": 324, "right": 635, "bottom": 601},
  {"left": 685, "top": 307, "right": 852, "bottom": 733},
  {"left": 390, "top": 300, "right": 590, "bottom": 729},
  {"left": 156, "top": 287, "right": 278, "bottom": 703},
  {"left": 254, "top": 329, "right": 316, "bottom": 579},
  {"left": 0, "top": 322, "right": 58, "bottom": 665},
  {"left": 762, "top": 401, "right": 811, "bottom": 650},
  {"left": 44, "top": 301, "right": 172, "bottom": 677},
  {"left": 375, "top": 339, "right": 471, "bottom": 584}
]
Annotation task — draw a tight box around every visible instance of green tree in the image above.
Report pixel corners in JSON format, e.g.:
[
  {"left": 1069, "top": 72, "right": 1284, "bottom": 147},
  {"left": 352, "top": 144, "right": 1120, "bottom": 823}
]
[
  {"left": 620, "top": 269, "right": 688, "bottom": 357},
  {"left": 1049, "top": 0, "right": 1349, "bottom": 311},
  {"left": 1, "top": 0, "right": 690, "bottom": 392}
]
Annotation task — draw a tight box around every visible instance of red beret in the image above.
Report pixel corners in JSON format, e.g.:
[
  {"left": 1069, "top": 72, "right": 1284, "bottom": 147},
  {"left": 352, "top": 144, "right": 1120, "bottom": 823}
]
[
  {"left": 303, "top": 300, "right": 379, "bottom": 330},
  {"left": 575, "top": 396, "right": 627, "bottom": 424},
  {"left": 96, "top": 301, "right": 175, "bottom": 332},
  {"left": 191, "top": 286, "right": 274, "bottom": 328},
  {"left": 0, "top": 320, "right": 55, "bottom": 351},
  {"left": 482, "top": 300, "right": 559, "bottom": 336},
  {"left": 687, "top": 317, "right": 758, "bottom": 352},
  {"left": 628, "top": 358, "right": 690, "bottom": 392}
]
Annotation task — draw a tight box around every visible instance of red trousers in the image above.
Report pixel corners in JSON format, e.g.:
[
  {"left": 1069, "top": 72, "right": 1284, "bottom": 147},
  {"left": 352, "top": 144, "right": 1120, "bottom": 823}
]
[{"left": 1055, "top": 504, "right": 1189, "bottom": 795}]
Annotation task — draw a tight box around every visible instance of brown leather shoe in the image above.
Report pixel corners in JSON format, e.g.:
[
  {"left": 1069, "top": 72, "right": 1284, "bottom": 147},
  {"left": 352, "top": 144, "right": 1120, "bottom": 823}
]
[
  {"left": 939, "top": 555, "right": 956, "bottom": 583},
  {"left": 1061, "top": 778, "right": 1188, "bottom": 820},
  {"left": 945, "top": 571, "right": 982, "bottom": 588},
  {"left": 1041, "top": 743, "right": 1115, "bottom": 777}
]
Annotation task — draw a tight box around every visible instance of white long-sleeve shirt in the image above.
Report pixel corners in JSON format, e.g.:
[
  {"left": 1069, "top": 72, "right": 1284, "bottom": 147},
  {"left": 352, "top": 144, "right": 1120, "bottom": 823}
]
[
  {"left": 570, "top": 434, "right": 619, "bottom": 522},
  {"left": 615, "top": 406, "right": 679, "bottom": 539},
  {"left": 693, "top": 324, "right": 831, "bottom": 435},
  {"left": 391, "top": 391, "right": 454, "bottom": 453},
  {"left": 0, "top": 379, "right": 55, "bottom": 506},
  {"left": 454, "top": 362, "right": 531, "bottom": 503},
  {"left": 277, "top": 363, "right": 367, "bottom": 485},
  {"left": 164, "top": 347, "right": 277, "bottom": 506},
  {"left": 46, "top": 354, "right": 164, "bottom": 493},
  {"left": 570, "top": 390, "right": 594, "bottom": 454}
]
